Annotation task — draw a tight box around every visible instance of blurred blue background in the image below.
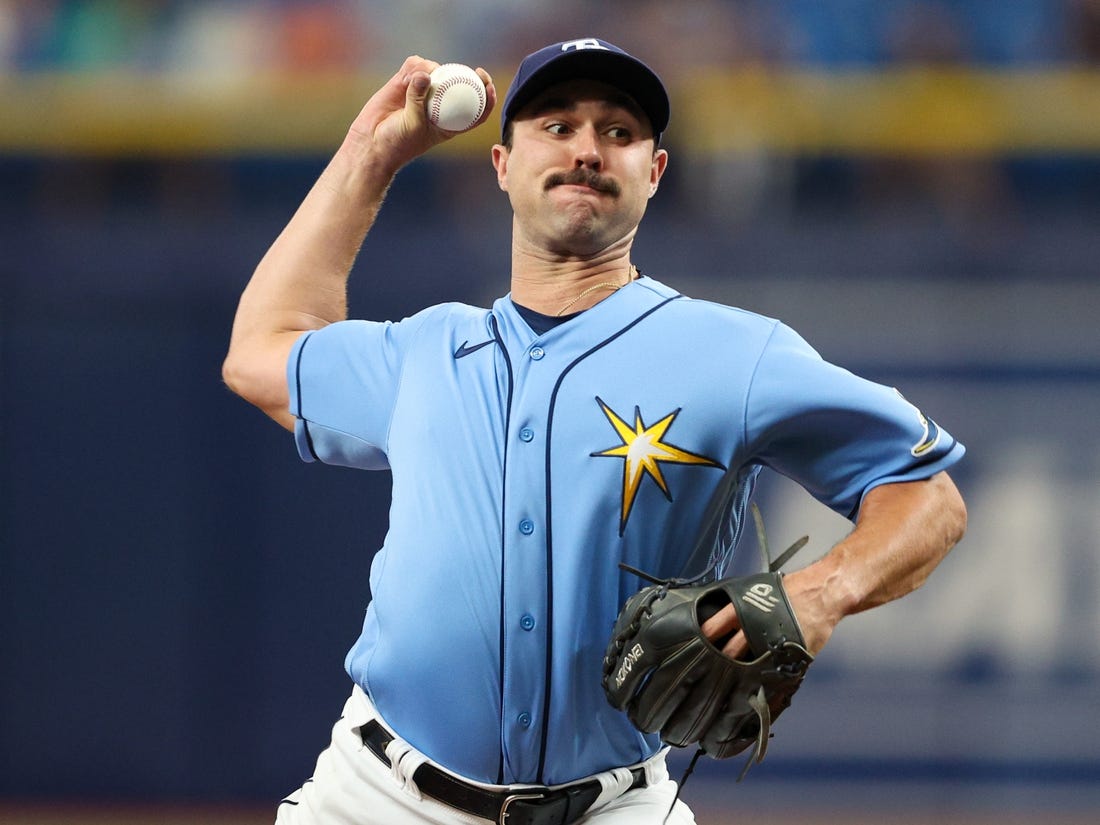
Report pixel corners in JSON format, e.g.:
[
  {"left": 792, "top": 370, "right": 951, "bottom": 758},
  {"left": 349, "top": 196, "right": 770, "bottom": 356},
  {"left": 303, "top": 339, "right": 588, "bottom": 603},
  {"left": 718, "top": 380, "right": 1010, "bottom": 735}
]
[{"left": 2, "top": 1, "right": 1098, "bottom": 823}]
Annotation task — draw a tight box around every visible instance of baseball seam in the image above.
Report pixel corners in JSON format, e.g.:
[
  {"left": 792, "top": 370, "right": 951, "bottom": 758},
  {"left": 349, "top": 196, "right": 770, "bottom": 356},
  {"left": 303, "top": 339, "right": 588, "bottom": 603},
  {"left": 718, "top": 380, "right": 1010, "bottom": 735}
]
[{"left": 430, "top": 74, "right": 486, "bottom": 127}]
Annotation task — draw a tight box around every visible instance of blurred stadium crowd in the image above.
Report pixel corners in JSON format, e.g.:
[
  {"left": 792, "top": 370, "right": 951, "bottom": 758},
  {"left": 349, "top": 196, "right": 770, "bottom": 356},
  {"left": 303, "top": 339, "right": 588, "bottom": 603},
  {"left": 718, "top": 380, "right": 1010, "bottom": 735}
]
[
  {"left": 1, "top": 0, "right": 1099, "bottom": 76},
  {"left": 2, "top": 1, "right": 1098, "bottom": 287}
]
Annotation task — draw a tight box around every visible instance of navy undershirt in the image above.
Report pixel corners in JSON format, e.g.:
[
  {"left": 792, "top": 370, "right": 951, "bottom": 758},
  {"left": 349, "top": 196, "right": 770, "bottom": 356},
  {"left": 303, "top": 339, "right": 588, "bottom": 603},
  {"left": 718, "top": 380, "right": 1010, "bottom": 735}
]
[{"left": 512, "top": 300, "right": 581, "bottom": 335}]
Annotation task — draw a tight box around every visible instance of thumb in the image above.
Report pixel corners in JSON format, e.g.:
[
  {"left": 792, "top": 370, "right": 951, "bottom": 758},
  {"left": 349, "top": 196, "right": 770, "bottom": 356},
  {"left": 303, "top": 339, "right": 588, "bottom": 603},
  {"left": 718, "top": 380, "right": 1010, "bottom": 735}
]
[{"left": 404, "top": 70, "right": 432, "bottom": 124}]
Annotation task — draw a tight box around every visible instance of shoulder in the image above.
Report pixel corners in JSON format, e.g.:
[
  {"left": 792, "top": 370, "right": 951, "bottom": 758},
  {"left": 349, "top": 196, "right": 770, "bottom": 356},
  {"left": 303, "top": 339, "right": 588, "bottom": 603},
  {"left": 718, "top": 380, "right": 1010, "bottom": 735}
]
[
  {"left": 640, "top": 278, "right": 785, "bottom": 342},
  {"left": 400, "top": 301, "right": 489, "bottom": 327},
  {"left": 335, "top": 302, "right": 491, "bottom": 338},
  {"left": 298, "top": 303, "right": 492, "bottom": 362}
]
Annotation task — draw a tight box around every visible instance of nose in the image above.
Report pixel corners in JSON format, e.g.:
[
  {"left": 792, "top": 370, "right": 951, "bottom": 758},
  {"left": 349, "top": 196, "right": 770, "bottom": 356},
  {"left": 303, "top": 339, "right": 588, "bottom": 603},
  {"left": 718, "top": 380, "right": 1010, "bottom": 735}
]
[{"left": 572, "top": 125, "right": 602, "bottom": 170}]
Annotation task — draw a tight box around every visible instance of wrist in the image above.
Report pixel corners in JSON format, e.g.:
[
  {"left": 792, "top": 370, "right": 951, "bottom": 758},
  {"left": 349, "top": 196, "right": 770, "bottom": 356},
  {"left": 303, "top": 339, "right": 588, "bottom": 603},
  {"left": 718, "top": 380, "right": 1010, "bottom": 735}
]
[
  {"left": 333, "top": 132, "right": 404, "bottom": 196},
  {"left": 787, "top": 553, "right": 857, "bottom": 625}
]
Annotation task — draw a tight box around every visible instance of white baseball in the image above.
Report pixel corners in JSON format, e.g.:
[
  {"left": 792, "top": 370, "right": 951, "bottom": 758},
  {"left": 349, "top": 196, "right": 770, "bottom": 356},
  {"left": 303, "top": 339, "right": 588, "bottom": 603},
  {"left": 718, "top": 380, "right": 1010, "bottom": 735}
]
[{"left": 426, "top": 64, "right": 487, "bottom": 132}]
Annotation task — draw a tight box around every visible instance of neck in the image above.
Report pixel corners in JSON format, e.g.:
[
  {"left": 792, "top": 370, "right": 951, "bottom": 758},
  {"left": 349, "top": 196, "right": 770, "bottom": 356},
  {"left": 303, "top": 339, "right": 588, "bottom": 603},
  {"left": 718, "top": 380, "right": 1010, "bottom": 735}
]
[{"left": 510, "top": 254, "right": 638, "bottom": 316}]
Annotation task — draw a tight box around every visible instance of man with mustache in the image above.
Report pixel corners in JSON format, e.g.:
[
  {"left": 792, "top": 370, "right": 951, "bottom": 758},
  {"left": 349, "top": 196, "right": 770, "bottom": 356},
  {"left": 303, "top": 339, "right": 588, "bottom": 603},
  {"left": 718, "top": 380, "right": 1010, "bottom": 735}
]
[{"left": 224, "top": 38, "right": 967, "bottom": 825}]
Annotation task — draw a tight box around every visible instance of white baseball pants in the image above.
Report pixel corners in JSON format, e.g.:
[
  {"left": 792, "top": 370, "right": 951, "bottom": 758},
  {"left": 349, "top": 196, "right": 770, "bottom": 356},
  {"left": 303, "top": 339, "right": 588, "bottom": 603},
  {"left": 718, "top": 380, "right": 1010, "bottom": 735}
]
[{"left": 274, "top": 686, "right": 696, "bottom": 825}]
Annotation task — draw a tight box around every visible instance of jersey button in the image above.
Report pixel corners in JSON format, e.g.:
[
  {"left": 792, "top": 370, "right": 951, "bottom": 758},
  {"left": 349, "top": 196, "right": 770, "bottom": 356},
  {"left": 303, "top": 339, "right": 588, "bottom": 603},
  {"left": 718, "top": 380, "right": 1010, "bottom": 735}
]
[
  {"left": 519, "top": 519, "right": 534, "bottom": 535},
  {"left": 520, "top": 614, "right": 535, "bottom": 631},
  {"left": 519, "top": 427, "right": 534, "bottom": 443},
  {"left": 529, "top": 346, "right": 545, "bottom": 360},
  {"left": 518, "top": 712, "right": 532, "bottom": 728}
]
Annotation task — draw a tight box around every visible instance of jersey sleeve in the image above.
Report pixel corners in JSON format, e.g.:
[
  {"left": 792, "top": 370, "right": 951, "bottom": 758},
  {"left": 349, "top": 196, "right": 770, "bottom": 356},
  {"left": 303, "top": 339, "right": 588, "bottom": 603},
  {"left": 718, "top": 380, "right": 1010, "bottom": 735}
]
[
  {"left": 744, "top": 321, "right": 965, "bottom": 519},
  {"left": 287, "top": 313, "right": 428, "bottom": 470}
]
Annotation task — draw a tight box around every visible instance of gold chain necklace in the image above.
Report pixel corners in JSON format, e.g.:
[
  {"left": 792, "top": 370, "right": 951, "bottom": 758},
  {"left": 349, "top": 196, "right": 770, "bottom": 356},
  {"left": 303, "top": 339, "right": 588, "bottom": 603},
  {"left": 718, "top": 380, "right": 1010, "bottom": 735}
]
[{"left": 555, "top": 265, "right": 638, "bottom": 316}]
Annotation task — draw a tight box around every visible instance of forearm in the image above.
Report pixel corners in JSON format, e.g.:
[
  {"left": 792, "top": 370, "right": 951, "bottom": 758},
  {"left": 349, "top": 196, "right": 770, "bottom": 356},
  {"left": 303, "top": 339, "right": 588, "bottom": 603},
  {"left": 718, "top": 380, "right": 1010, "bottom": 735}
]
[
  {"left": 222, "top": 57, "right": 485, "bottom": 427},
  {"left": 222, "top": 139, "right": 395, "bottom": 425},
  {"left": 248, "top": 144, "right": 391, "bottom": 324},
  {"left": 232, "top": 138, "right": 395, "bottom": 336},
  {"left": 783, "top": 471, "right": 967, "bottom": 652}
]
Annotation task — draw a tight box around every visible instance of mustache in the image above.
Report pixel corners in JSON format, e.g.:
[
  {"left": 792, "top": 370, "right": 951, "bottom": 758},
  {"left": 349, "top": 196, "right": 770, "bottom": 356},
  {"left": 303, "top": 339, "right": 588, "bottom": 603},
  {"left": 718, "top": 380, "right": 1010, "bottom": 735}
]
[{"left": 544, "top": 168, "right": 621, "bottom": 196}]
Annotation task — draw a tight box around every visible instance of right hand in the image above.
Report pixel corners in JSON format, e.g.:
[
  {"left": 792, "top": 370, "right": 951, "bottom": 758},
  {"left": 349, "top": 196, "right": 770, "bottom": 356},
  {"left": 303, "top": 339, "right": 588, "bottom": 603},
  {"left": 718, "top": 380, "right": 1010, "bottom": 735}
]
[{"left": 346, "top": 56, "right": 496, "bottom": 174}]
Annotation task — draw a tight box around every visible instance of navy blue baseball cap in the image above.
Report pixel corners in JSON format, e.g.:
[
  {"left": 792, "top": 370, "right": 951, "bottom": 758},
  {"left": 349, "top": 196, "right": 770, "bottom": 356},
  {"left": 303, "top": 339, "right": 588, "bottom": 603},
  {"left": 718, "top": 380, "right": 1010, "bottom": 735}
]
[{"left": 501, "top": 38, "right": 670, "bottom": 144}]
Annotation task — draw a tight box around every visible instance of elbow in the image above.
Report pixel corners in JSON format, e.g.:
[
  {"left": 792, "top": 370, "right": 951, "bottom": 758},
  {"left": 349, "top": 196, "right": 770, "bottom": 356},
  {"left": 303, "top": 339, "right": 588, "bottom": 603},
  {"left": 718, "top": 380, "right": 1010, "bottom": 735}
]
[
  {"left": 221, "top": 341, "right": 297, "bottom": 431},
  {"left": 221, "top": 350, "right": 251, "bottom": 401},
  {"left": 221, "top": 347, "right": 281, "bottom": 412},
  {"left": 950, "top": 493, "right": 968, "bottom": 548},
  {"left": 937, "top": 471, "right": 968, "bottom": 550}
]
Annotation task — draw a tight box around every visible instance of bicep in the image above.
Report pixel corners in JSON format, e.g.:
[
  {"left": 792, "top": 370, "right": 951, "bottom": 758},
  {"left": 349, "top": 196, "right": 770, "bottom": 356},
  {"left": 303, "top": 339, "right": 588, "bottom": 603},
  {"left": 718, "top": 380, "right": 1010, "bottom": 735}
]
[{"left": 745, "top": 324, "right": 965, "bottom": 518}]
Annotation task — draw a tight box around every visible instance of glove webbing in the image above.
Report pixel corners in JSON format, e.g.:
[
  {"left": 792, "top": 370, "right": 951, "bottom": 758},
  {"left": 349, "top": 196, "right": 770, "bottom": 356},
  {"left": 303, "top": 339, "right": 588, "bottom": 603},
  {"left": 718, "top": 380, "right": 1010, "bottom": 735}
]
[{"left": 642, "top": 503, "right": 809, "bottom": 823}]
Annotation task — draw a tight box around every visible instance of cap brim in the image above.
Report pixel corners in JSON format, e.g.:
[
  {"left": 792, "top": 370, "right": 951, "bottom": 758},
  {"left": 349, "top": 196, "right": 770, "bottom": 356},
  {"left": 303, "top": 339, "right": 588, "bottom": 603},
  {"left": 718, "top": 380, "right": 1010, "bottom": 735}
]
[{"left": 504, "top": 50, "right": 670, "bottom": 140}]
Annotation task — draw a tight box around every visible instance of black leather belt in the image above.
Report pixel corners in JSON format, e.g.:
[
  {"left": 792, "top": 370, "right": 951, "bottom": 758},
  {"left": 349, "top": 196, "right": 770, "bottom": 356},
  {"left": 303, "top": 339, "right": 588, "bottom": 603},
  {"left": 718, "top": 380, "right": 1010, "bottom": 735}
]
[{"left": 359, "top": 719, "right": 646, "bottom": 825}]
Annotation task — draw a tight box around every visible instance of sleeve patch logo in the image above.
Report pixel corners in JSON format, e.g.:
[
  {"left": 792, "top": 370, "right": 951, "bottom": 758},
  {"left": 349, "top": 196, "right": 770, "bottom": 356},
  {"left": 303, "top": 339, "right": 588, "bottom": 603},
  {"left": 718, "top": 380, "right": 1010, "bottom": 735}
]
[
  {"left": 591, "top": 397, "right": 725, "bottom": 535},
  {"left": 894, "top": 388, "right": 943, "bottom": 457}
]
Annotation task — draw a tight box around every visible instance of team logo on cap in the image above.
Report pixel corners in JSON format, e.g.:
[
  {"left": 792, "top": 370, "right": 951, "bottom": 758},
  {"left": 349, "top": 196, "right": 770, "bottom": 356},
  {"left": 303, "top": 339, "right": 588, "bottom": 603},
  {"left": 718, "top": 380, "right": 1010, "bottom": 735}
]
[
  {"left": 560, "top": 38, "right": 610, "bottom": 53},
  {"left": 591, "top": 397, "right": 725, "bottom": 535}
]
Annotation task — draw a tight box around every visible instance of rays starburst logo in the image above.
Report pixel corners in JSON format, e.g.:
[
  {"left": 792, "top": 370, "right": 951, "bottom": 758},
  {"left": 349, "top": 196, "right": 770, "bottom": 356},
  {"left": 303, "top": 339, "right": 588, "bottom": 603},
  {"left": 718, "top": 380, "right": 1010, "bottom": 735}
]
[{"left": 591, "top": 397, "right": 725, "bottom": 535}]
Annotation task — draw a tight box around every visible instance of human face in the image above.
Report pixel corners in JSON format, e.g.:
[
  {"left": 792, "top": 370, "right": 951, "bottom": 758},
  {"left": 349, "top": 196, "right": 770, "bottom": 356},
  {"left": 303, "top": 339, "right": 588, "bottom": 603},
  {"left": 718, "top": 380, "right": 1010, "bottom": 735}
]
[{"left": 492, "top": 79, "right": 669, "bottom": 259}]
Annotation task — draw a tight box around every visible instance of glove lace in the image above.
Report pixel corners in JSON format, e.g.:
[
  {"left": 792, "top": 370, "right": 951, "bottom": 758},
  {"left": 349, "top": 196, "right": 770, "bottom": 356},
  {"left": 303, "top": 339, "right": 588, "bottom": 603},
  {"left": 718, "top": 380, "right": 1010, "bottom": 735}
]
[
  {"left": 663, "top": 747, "right": 704, "bottom": 824},
  {"left": 617, "top": 562, "right": 699, "bottom": 589},
  {"left": 620, "top": 503, "right": 808, "bottom": 588},
  {"left": 739, "top": 687, "right": 772, "bottom": 781}
]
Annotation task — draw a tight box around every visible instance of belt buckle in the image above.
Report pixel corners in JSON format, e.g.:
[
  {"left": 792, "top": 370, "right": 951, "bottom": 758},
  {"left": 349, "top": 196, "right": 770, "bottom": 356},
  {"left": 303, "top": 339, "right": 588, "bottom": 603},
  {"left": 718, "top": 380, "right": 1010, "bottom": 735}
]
[{"left": 498, "top": 792, "right": 545, "bottom": 825}]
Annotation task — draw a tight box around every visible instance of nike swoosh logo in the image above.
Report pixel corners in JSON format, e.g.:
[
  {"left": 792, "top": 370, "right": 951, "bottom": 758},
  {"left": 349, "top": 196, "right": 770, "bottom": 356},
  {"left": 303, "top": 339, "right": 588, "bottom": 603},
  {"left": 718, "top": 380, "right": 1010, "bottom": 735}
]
[{"left": 453, "top": 339, "right": 495, "bottom": 359}]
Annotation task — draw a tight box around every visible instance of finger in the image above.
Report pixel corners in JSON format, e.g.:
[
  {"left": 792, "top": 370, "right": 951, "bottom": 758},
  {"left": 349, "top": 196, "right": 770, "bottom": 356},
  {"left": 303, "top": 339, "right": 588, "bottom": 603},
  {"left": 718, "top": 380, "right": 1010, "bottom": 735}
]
[
  {"left": 700, "top": 603, "right": 751, "bottom": 660},
  {"left": 700, "top": 602, "right": 739, "bottom": 641},
  {"left": 349, "top": 57, "right": 437, "bottom": 139},
  {"left": 404, "top": 69, "right": 433, "bottom": 126},
  {"left": 721, "top": 630, "right": 750, "bottom": 660},
  {"left": 396, "top": 55, "right": 439, "bottom": 81},
  {"left": 474, "top": 67, "right": 498, "bottom": 126},
  {"left": 384, "top": 56, "right": 433, "bottom": 104}
]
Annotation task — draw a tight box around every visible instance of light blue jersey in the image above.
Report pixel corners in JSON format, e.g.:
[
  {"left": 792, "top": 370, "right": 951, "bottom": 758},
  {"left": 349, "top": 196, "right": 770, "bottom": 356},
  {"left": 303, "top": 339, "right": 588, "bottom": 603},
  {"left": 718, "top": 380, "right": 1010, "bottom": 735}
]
[{"left": 287, "top": 276, "right": 964, "bottom": 786}]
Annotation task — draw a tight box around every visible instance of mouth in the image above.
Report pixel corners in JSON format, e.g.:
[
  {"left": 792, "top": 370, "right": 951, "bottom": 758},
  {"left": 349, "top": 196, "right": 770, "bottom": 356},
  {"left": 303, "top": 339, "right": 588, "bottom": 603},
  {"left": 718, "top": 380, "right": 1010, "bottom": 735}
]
[
  {"left": 545, "top": 170, "right": 620, "bottom": 197},
  {"left": 557, "top": 183, "right": 607, "bottom": 196}
]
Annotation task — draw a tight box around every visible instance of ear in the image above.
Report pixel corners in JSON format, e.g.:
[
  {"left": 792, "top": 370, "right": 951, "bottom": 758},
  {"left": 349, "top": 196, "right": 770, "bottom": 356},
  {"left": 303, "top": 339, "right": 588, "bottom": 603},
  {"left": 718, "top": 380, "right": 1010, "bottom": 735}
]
[
  {"left": 491, "top": 144, "right": 509, "bottom": 191},
  {"left": 649, "top": 148, "right": 669, "bottom": 198}
]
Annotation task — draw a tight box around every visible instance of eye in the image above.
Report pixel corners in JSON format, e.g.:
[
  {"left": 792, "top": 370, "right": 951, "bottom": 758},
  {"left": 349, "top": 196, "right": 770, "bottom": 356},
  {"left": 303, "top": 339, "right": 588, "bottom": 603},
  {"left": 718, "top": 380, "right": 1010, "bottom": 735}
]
[
  {"left": 606, "top": 126, "right": 632, "bottom": 140},
  {"left": 546, "top": 122, "right": 572, "bottom": 135}
]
